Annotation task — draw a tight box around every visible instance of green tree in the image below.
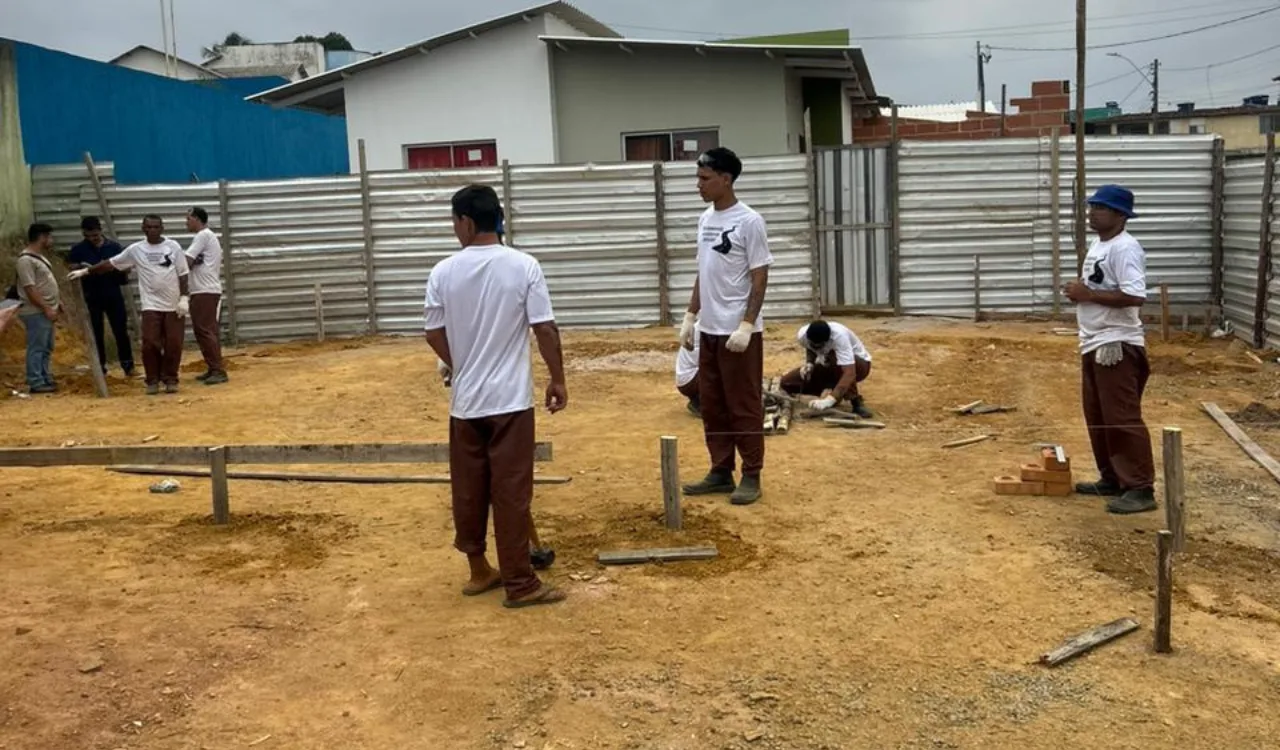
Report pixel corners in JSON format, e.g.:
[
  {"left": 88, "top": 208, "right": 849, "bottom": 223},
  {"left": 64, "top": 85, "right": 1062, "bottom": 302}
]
[
  {"left": 202, "top": 31, "right": 252, "bottom": 59},
  {"left": 293, "top": 32, "right": 354, "bottom": 51}
]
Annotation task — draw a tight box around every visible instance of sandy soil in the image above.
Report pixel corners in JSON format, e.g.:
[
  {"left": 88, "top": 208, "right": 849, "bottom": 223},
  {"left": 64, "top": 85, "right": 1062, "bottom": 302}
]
[{"left": 1, "top": 318, "right": 1279, "bottom": 750}]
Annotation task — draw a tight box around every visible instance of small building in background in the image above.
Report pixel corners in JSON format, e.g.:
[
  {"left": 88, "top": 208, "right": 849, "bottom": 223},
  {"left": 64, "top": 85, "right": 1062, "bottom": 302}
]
[
  {"left": 853, "top": 81, "right": 1072, "bottom": 142},
  {"left": 109, "top": 44, "right": 221, "bottom": 81},
  {"left": 248, "top": 2, "right": 878, "bottom": 171},
  {"left": 1091, "top": 98, "right": 1280, "bottom": 150}
]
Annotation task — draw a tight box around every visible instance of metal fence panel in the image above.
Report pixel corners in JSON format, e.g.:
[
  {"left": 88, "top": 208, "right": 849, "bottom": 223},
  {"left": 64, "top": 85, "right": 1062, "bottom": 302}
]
[
  {"left": 31, "top": 162, "right": 114, "bottom": 250},
  {"left": 664, "top": 155, "right": 815, "bottom": 324},
  {"left": 816, "top": 146, "right": 891, "bottom": 308},
  {"left": 1222, "top": 156, "right": 1266, "bottom": 340},
  {"left": 1267, "top": 165, "right": 1280, "bottom": 349}
]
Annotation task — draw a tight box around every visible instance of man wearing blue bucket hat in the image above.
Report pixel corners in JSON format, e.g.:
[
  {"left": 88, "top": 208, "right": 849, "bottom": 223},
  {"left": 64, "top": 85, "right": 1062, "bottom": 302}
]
[{"left": 1063, "top": 184, "right": 1156, "bottom": 514}]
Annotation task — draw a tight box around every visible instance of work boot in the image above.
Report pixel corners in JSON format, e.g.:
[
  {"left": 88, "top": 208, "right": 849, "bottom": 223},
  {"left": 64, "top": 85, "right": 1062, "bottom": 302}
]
[
  {"left": 145, "top": 383, "right": 160, "bottom": 396},
  {"left": 850, "top": 396, "right": 874, "bottom": 419},
  {"left": 686, "top": 399, "right": 701, "bottom": 417},
  {"left": 683, "top": 471, "right": 736, "bottom": 496},
  {"left": 195, "top": 371, "right": 212, "bottom": 382},
  {"left": 730, "top": 474, "right": 762, "bottom": 506},
  {"left": 1107, "top": 488, "right": 1158, "bottom": 515},
  {"left": 204, "top": 371, "right": 229, "bottom": 385},
  {"left": 1075, "top": 479, "right": 1123, "bottom": 496},
  {"left": 164, "top": 382, "right": 179, "bottom": 395}
]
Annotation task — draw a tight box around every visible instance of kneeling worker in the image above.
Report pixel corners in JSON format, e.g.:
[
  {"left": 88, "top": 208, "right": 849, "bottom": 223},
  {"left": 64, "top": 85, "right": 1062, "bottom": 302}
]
[
  {"left": 780, "top": 320, "right": 873, "bottom": 418},
  {"left": 675, "top": 325, "right": 701, "bottom": 416}
]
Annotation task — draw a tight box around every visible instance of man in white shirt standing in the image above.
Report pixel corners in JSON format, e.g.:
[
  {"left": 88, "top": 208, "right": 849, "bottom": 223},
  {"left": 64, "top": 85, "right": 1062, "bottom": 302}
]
[
  {"left": 1064, "top": 185, "right": 1156, "bottom": 514},
  {"left": 184, "top": 207, "right": 228, "bottom": 385},
  {"left": 679, "top": 148, "right": 773, "bottom": 506},
  {"left": 71, "top": 215, "right": 189, "bottom": 396},
  {"left": 675, "top": 325, "right": 701, "bottom": 417},
  {"left": 780, "top": 319, "right": 874, "bottom": 418},
  {"left": 424, "top": 185, "right": 568, "bottom": 610}
]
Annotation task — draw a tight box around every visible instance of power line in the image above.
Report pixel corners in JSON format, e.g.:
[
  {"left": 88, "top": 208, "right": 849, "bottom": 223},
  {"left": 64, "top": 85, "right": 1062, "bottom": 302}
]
[
  {"left": 989, "top": 5, "right": 1280, "bottom": 52},
  {"left": 1163, "top": 42, "right": 1280, "bottom": 71},
  {"left": 1088, "top": 68, "right": 1141, "bottom": 90}
]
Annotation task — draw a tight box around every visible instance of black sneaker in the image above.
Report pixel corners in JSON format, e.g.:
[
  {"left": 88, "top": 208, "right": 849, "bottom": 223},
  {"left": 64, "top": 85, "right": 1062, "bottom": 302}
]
[
  {"left": 851, "top": 397, "right": 874, "bottom": 419},
  {"left": 195, "top": 371, "right": 212, "bottom": 382},
  {"left": 29, "top": 384, "right": 57, "bottom": 394},
  {"left": 1107, "top": 489, "right": 1158, "bottom": 515},
  {"left": 203, "top": 371, "right": 229, "bottom": 385},
  {"left": 1075, "top": 479, "right": 1123, "bottom": 497},
  {"left": 164, "top": 383, "right": 179, "bottom": 395},
  {"left": 686, "top": 400, "right": 701, "bottom": 417},
  {"left": 683, "top": 471, "right": 736, "bottom": 496},
  {"left": 145, "top": 383, "right": 160, "bottom": 396},
  {"left": 730, "top": 475, "right": 762, "bottom": 506}
]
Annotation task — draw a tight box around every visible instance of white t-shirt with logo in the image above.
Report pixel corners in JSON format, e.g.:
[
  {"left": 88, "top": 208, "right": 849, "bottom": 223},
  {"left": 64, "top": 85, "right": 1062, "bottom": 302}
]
[
  {"left": 696, "top": 201, "right": 773, "bottom": 336},
  {"left": 1076, "top": 231, "right": 1146, "bottom": 354},
  {"left": 185, "top": 227, "right": 223, "bottom": 296},
  {"left": 111, "top": 239, "right": 188, "bottom": 312},
  {"left": 675, "top": 327, "right": 700, "bottom": 387},
  {"left": 424, "top": 244, "right": 555, "bottom": 420},
  {"left": 797, "top": 321, "right": 871, "bottom": 366}
]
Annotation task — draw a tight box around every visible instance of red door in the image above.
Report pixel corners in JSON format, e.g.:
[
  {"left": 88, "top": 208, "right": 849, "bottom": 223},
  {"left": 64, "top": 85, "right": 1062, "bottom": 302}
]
[
  {"left": 452, "top": 141, "right": 498, "bottom": 168},
  {"left": 406, "top": 145, "right": 453, "bottom": 169}
]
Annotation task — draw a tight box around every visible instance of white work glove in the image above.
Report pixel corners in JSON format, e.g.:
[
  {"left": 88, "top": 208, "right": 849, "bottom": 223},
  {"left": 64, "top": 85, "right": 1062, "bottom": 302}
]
[
  {"left": 67, "top": 269, "right": 89, "bottom": 281},
  {"left": 437, "top": 358, "right": 452, "bottom": 386},
  {"left": 800, "top": 362, "right": 814, "bottom": 381},
  {"left": 725, "top": 321, "right": 754, "bottom": 353},
  {"left": 809, "top": 396, "right": 837, "bottom": 411},
  {"left": 1095, "top": 341, "right": 1123, "bottom": 367},
  {"left": 678, "top": 311, "right": 696, "bottom": 351},
  {"left": 176, "top": 295, "right": 190, "bottom": 318}
]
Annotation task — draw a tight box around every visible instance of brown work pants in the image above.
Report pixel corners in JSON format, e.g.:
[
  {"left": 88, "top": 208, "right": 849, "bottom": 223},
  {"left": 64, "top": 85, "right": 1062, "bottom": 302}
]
[
  {"left": 140, "top": 310, "right": 184, "bottom": 386},
  {"left": 1081, "top": 343, "right": 1154, "bottom": 490},
  {"left": 189, "top": 293, "right": 223, "bottom": 372},
  {"left": 449, "top": 408, "right": 540, "bottom": 600},
  {"left": 698, "top": 332, "right": 764, "bottom": 477},
  {"left": 780, "top": 358, "right": 872, "bottom": 401}
]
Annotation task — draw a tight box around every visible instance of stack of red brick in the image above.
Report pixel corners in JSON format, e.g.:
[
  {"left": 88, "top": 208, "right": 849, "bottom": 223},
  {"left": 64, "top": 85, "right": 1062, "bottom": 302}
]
[
  {"left": 993, "top": 447, "right": 1073, "bottom": 497},
  {"left": 852, "top": 80, "right": 1071, "bottom": 142}
]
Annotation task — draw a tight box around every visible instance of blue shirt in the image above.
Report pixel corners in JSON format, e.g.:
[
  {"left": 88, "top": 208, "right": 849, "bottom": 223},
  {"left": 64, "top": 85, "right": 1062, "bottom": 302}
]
[{"left": 67, "top": 239, "right": 129, "bottom": 301}]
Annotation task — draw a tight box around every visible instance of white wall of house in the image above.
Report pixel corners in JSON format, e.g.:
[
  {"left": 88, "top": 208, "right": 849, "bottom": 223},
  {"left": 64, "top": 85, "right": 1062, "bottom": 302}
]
[
  {"left": 206, "top": 42, "right": 326, "bottom": 80},
  {"left": 113, "top": 48, "right": 215, "bottom": 80},
  {"left": 343, "top": 16, "right": 561, "bottom": 170}
]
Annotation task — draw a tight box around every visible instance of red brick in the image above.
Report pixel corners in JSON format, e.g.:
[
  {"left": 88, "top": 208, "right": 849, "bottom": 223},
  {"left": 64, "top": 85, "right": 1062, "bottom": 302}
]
[
  {"left": 961, "top": 118, "right": 988, "bottom": 132},
  {"left": 1030, "top": 111, "right": 1068, "bottom": 127},
  {"left": 994, "top": 476, "right": 1045, "bottom": 496},
  {"left": 1031, "top": 80, "right": 1068, "bottom": 97},
  {"left": 1043, "top": 482, "right": 1073, "bottom": 497},
  {"left": 1036, "top": 95, "right": 1071, "bottom": 112},
  {"left": 1020, "top": 463, "right": 1073, "bottom": 484},
  {"left": 1010, "top": 97, "right": 1037, "bottom": 112},
  {"left": 1040, "top": 447, "right": 1070, "bottom": 472}
]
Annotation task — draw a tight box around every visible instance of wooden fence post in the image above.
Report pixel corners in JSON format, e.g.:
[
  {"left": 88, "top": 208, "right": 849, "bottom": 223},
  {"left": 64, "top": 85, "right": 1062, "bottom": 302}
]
[
  {"left": 1252, "top": 132, "right": 1275, "bottom": 350},
  {"left": 210, "top": 446, "right": 230, "bottom": 525},
  {"left": 804, "top": 108, "right": 820, "bottom": 316},
  {"left": 1154, "top": 530, "right": 1174, "bottom": 653},
  {"left": 217, "top": 179, "right": 240, "bottom": 347},
  {"left": 71, "top": 284, "right": 110, "bottom": 399},
  {"left": 654, "top": 162, "right": 671, "bottom": 327},
  {"left": 358, "top": 139, "right": 377, "bottom": 335},
  {"left": 889, "top": 103, "right": 902, "bottom": 314},
  {"left": 1050, "top": 129, "right": 1062, "bottom": 317},
  {"left": 973, "top": 256, "right": 982, "bottom": 322},
  {"left": 314, "top": 284, "right": 325, "bottom": 343},
  {"left": 1210, "top": 137, "right": 1226, "bottom": 316},
  {"left": 501, "top": 159, "right": 515, "bottom": 246},
  {"left": 1163, "top": 427, "right": 1185, "bottom": 554},
  {"left": 660, "top": 436, "right": 681, "bottom": 531}
]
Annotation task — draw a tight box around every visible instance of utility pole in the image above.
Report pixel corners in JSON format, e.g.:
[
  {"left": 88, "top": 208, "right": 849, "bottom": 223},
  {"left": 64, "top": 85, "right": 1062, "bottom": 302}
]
[
  {"left": 977, "top": 42, "right": 992, "bottom": 111},
  {"left": 1151, "top": 58, "right": 1160, "bottom": 135},
  {"left": 1074, "top": 0, "right": 1087, "bottom": 267}
]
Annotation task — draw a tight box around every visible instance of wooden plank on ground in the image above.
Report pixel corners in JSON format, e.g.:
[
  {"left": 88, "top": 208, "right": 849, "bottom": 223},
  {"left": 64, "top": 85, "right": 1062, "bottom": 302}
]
[
  {"left": 1201, "top": 402, "right": 1280, "bottom": 485},
  {"left": 106, "top": 466, "right": 573, "bottom": 485},
  {"left": 1040, "top": 617, "right": 1140, "bottom": 667},
  {"left": 942, "top": 435, "right": 994, "bottom": 449},
  {"left": 823, "top": 418, "right": 887, "bottom": 430},
  {"left": 597, "top": 547, "right": 719, "bottom": 565},
  {"left": 0, "top": 442, "right": 554, "bottom": 468}
]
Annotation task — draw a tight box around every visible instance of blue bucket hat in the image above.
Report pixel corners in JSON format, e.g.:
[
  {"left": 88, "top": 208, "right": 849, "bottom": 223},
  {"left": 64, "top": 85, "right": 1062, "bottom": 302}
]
[{"left": 1088, "top": 184, "right": 1137, "bottom": 219}]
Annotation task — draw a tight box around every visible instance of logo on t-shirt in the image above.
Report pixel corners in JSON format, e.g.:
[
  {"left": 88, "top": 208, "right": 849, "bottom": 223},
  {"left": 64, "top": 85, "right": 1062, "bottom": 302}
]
[
  {"left": 158, "top": 252, "right": 173, "bottom": 268},
  {"left": 1088, "top": 257, "right": 1106, "bottom": 285},
  {"left": 712, "top": 227, "right": 737, "bottom": 255}
]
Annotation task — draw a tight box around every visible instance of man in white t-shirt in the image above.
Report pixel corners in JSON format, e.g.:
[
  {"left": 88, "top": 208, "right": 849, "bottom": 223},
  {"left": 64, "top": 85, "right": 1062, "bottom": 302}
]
[
  {"left": 780, "top": 320, "right": 874, "bottom": 418},
  {"left": 678, "top": 147, "right": 773, "bottom": 506},
  {"left": 184, "top": 207, "right": 228, "bottom": 385},
  {"left": 424, "top": 185, "right": 568, "bottom": 610},
  {"left": 71, "top": 215, "right": 189, "bottom": 396},
  {"left": 675, "top": 324, "right": 701, "bottom": 416},
  {"left": 1064, "top": 184, "right": 1155, "bottom": 515}
]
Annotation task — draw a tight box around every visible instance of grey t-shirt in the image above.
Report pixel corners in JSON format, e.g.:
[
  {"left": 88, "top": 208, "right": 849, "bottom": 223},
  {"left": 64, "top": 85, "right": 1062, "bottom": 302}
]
[{"left": 15, "top": 253, "right": 60, "bottom": 316}]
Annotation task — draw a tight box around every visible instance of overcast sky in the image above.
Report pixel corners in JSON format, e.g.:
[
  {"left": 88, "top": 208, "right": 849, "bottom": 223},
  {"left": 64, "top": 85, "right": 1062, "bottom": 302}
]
[{"left": 7, "top": 0, "right": 1279, "bottom": 110}]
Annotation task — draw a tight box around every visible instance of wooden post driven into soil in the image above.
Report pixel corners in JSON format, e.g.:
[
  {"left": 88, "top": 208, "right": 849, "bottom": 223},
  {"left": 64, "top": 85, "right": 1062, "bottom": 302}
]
[
  {"left": 210, "top": 446, "right": 230, "bottom": 525},
  {"left": 217, "top": 179, "right": 240, "bottom": 347},
  {"left": 357, "top": 138, "right": 377, "bottom": 335},
  {"left": 1050, "top": 129, "right": 1062, "bottom": 316},
  {"left": 1162, "top": 427, "right": 1185, "bottom": 553},
  {"left": 72, "top": 285, "right": 111, "bottom": 399},
  {"left": 1252, "top": 132, "right": 1275, "bottom": 350},
  {"left": 1154, "top": 530, "right": 1174, "bottom": 653},
  {"left": 1160, "top": 284, "right": 1171, "bottom": 343},
  {"left": 653, "top": 163, "right": 671, "bottom": 327},
  {"left": 660, "top": 436, "right": 681, "bottom": 531},
  {"left": 314, "top": 284, "right": 325, "bottom": 343}
]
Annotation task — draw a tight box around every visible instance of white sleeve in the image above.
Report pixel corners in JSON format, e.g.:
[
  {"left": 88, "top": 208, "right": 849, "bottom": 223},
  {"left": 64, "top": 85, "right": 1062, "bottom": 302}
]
[
  {"left": 1113, "top": 241, "right": 1146, "bottom": 299},
  {"left": 110, "top": 245, "right": 136, "bottom": 271},
  {"left": 743, "top": 214, "right": 773, "bottom": 271},
  {"left": 833, "top": 331, "right": 857, "bottom": 367},
  {"left": 173, "top": 242, "right": 189, "bottom": 275},
  {"left": 525, "top": 260, "right": 555, "bottom": 325},
  {"left": 185, "top": 231, "right": 208, "bottom": 261},
  {"left": 423, "top": 268, "right": 446, "bottom": 331},
  {"left": 796, "top": 326, "right": 809, "bottom": 346}
]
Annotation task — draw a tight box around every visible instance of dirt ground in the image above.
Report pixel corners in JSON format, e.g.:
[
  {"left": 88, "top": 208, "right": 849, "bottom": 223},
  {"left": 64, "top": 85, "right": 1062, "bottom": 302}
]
[{"left": 2, "top": 317, "right": 1280, "bottom": 750}]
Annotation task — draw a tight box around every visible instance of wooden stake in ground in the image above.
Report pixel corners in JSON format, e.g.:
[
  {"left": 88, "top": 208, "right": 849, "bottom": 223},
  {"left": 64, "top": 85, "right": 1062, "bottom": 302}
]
[
  {"left": 1160, "top": 283, "right": 1171, "bottom": 343},
  {"left": 1040, "top": 617, "right": 1139, "bottom": 667},
  {"left": 314, "top": 283, "right": 325, "bottom": 343},
  {"left": 1162, "top": 427, "right": 1186, "bottom": 553},
  {"left": 1155, "top": 530, "right": 1174, "bottom": 653},
  {"left": 70, "top": 286, "right": 110, "bottom": 399},
  {"left": 209, "top": 446, "right": 230, "bottom": 525},
  {"left": 660, "top": 435, "right": 681, "bottom": 531}
]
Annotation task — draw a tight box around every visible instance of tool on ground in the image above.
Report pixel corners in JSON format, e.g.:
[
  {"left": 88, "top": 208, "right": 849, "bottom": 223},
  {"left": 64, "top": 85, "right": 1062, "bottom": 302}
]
[{"left": 529, "top": 509, "right": 555, "bottom": 570}]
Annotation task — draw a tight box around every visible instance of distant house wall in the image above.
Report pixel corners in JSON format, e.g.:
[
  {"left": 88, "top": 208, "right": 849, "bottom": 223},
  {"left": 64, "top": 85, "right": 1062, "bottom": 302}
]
[
  {"left": 112, "top": 47, "right": 216, "bottom": 81},
  {"left": 207, "top": 42, "right": 326, "bottom": 80},
  {"left": 12, "top": 40, "right": 348, "bottom": 183}
]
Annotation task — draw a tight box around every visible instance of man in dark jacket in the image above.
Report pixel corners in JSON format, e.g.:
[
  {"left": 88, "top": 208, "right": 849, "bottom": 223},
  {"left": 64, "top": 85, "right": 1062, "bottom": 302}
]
[{"left": 67, "top": 216, "right": 135, "bottom": 377}]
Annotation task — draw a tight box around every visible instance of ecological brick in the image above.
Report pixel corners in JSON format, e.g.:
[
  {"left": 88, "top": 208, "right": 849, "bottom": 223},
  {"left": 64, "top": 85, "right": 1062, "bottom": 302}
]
[
  {"left": 1043, "top": 482, "right": 1073, "bottom": 497},
  {"left": 994, "top": 476, "right": 1045, "bottom": 496},
  {"left": 1020, "top": 463, "right": 1073, "bottom": 483},
  {"left": 1040, "top": 447, "right": 1070, "bottom": 472}
]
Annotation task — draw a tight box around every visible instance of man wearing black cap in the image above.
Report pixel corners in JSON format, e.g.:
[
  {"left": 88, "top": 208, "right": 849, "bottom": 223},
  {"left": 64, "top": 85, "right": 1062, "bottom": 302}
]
[
  {"left": 780, "top": 319, "right": 874, "bottom": 418},
  {"left": 678, "top": 147, "right": 773, "bottom": 506},
  {"left": 1064, "top": 184, "right": 1156, "bottom": 514}
]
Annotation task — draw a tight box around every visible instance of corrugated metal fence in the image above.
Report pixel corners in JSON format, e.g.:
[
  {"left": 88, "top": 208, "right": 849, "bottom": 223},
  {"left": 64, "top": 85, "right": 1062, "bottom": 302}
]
[
  {"left": 32, "top": 154, "right": 816, "bottom": 342},
  {"left": 897, "top": 135, "right": 1219, "bottom": 317},
  {"left": 31, "top": 162, "right": 115, "bottom": 249},
  {"left": 1219, "top": 141, "right": 1279, "bottom": 349}
]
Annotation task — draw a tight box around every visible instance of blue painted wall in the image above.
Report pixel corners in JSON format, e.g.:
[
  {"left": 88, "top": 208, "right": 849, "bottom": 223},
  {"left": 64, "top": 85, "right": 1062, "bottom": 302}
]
[
  {"left": 10, "top": 40, "right": 348, "bottom": 183},
  {"left": 193, "top": 75, "right": 291, "bottom": 99}
]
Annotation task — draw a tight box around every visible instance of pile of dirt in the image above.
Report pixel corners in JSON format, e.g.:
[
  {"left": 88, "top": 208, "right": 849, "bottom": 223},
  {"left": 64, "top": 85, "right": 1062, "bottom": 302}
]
[
  {"left": 146, "top": 511, "right": 359, "bottom": 581},
  {"left": 1230, "top": 402, "right": 1280, "bottom": 429},
  {"left": 568, "top": 350, "right": 673, "bottom": 373}
]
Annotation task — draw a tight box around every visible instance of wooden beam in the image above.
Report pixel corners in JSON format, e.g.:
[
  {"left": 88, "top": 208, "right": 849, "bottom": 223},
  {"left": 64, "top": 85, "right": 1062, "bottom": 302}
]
[
  {"left": 942, "top": 434, "right": 994, "bottom": 449},
  {"left": 1162, "top": 427, "right": 1186, "bottom": 554},
  {"left": 357, "top": 138, "right": 377, "bottom": 335},
  {"left": 210, "top": 446, "right": 230, "bottom": 524},
  {"left": 1201, "top": 402, "right": 1280, "bottom": 485},
  {"left": 823, "top": 418, "right": 887, "bottom": 430},
  {"left": 107, "top": 465, "right": 573, "bottom": 485},
  {"left": 1155, "top": 530, "right": 1174, "bottom": 654},
  {"left": 501, "top": 159, "right": 515, "bottom": 245},
  {"left": 0, "top": 442, "right": 554, "bottom": 467},
  {"left": 660, "top": 436, "right": 681, "bottom": 531},
  {"left": 217, "top": 179, "right": 239, "bottom": 347},
  {"left": 71, "top": 285, "right": 110, "bottom": 399},
  {"left": 597, "top": 547, "right": 718, "bottom": 565},
  {"left": 653, "top": 162, "right": 670, "bottom": 326},
  {"left": 1252, "top": 132, "right": 1275, "bottom": 349},
  {"left": 1160, "top": 283, "right": 1171, "bottom": 343},
  {"left": 314, "top": 283, "right": 325, "bottom": 343},
  {"left": 1050, "top": 128, "right": 1062, "bottom": 316},
  {"left": 1040, "top": 617, "right": 1139, "bottom": 667}
]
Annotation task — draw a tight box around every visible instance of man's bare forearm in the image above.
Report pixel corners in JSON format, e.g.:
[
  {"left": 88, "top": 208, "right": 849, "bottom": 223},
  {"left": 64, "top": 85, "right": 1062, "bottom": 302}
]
[
  {"left": 833, "top": 365, "right": 858, "bottom": 400},
  {"left": 687, "top": 277, "right": 701, "bottom": 315},
  {"left": 179, "top": 275, "right": 189, "bottom": 297},
  {"left": 424, "top": 329, "right": 451, "bottom": 368},
  {"left": 742, "top": 267, "right": 769, "bottom": 324},
  {"left": 532, "top": 321, "right": 565, "bottom": 384}
]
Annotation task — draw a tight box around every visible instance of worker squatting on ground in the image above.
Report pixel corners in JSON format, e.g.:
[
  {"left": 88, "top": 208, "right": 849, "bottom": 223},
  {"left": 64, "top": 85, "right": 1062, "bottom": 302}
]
[
  {"left": 12, "top": 223, "right": 61, "bottom": 393},
  {"left": 424, "top": 185, "right": 568, "bottom": 609},
  {"left": 679, "top": 147, "right": 773, "bottom": 506},
  {"left": 69, "top": 215, "right": 190, "bottom": 396},
  {"left": 780, "top": 320, "right": 874, "bottom": 419},
  {"left": 184, "top": 208, "right": 229, "bottom": 385},
  {"left": 1064, "top": 184, "right": 1157, "bottom": 515},
  {"left": 675, "top": 325, "right": 701, "bottom": 416},
  {"left": 68, "top": 217, "right": 134, "bottom": 378}
]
